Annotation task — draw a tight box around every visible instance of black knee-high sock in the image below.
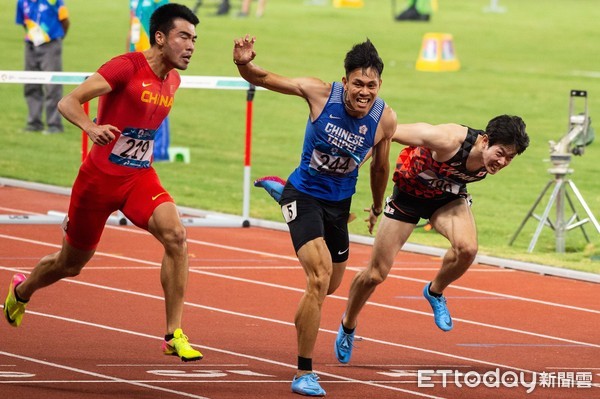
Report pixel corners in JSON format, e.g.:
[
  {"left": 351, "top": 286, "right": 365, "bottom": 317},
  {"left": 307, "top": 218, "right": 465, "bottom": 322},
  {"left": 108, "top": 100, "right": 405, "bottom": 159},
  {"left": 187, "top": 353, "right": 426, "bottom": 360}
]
[{"left": 298, "top": 356, "right": 312, "bottom": 371}]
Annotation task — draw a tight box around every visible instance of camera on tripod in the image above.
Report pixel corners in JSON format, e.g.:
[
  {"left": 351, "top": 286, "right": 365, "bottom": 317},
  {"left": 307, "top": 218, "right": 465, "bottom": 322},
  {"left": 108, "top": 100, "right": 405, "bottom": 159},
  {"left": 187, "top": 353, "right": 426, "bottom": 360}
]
[
  {"left": 510, "top": 89, "right": 599, "bottom": 253},
  {"left": 548, "top": 90, "right": 595, "bottom": 173}
]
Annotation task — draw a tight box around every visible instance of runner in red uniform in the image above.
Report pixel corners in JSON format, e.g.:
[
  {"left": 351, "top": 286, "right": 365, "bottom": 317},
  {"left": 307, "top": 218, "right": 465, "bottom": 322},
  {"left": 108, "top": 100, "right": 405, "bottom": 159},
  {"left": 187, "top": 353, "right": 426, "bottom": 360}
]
[
  {"left": 4, "top": 3, "right": 203, "bottom": 362},
  {"left": 334, "top": 115, "right": 530, "bottom": 363}
]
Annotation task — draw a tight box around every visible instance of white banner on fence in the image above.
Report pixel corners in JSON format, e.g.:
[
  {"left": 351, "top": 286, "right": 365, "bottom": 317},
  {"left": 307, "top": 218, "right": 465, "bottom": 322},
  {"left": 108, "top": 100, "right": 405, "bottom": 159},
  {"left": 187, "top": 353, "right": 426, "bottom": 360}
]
[{"left": 0, "top": 70, "right": 257, "bottom": 90}]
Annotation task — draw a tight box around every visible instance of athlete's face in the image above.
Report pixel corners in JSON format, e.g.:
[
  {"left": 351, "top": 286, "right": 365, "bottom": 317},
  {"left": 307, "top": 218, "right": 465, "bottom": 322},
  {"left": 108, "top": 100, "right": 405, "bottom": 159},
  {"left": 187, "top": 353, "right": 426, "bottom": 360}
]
[
  {"left": 482, "top": 139, "right": 517, "bottom": 175},
  {"left": 342, "top": 67, "right": 381, "bottom": 117},
  {"left": 161, "top": 18, "right": 197, "bottom": 70}
]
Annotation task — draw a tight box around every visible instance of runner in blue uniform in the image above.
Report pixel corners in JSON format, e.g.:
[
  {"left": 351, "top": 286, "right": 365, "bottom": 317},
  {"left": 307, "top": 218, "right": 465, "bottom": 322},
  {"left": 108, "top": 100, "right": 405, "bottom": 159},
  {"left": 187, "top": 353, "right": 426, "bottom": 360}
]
[{"left": 233, "top": 34, "right": 397, "bottom": 397}]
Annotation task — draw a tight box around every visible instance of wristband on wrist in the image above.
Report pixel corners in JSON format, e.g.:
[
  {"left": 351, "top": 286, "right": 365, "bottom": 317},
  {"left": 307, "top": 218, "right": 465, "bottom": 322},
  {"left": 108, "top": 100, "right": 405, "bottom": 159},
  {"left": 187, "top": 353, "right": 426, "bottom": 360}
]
[{"left": 371, "top": 204, "right": 383, "bottom": 217}]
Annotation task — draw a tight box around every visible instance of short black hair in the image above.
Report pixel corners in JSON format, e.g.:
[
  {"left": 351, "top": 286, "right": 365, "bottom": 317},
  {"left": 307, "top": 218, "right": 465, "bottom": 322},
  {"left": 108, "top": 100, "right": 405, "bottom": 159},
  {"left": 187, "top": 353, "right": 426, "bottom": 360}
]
[
  {"left": 344, "top": 39, "right": 384, "bottom": 78},
  {"left": 150, "top": 3, "right": 199, "bottom": 46},
  {"left": 486, "top": 115, "right": 530, "bottom": 155}
]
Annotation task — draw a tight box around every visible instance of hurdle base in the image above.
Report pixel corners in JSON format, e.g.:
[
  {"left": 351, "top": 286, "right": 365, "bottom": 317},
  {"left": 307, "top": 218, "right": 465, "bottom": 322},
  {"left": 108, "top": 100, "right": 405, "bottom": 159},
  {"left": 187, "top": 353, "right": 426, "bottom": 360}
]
[
  {"left": 0, "top": 212, "right": 248, "bottom": 228},
  {"left": 180, "top": 215, "right": 248, "bottom": 228},
  {"left": 46, "top": 211, "right": 129, "bottom": 226},
  {"left": 0, "top": 214, "right": 63, "bottom": 224}
]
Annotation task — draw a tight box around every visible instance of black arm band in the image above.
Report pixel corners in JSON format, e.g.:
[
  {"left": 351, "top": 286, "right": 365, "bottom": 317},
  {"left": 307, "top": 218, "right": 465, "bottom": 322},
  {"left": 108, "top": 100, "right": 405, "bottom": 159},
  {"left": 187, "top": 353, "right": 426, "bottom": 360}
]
[{"left": 371, "top": 204, "right": 383, "bottom": 216}]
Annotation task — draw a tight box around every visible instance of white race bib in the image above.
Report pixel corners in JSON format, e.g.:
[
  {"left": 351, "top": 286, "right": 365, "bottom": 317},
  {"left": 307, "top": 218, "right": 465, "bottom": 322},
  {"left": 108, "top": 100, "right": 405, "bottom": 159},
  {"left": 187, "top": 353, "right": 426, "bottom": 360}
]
[
  {"left": 309, "top": 148, "right": 358, "bottom": 176},
  {"left": 281, "top": 201, "right": 297, "bottom": 223},
  {"left": 418, "top": 170, "right": 461, "bottom": 194},
  {"left": 109, "top": 127, "right": 155, "bottom": 168}
]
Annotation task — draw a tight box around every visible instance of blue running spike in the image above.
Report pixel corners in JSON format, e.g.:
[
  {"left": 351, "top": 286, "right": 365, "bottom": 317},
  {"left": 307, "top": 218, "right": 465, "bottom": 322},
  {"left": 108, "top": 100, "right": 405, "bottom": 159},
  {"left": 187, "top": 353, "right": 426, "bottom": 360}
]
[
  {"left": 334, "top": 322, "right": 355, "bottom": 363},
  {"left": 423, "top": 282, "right": 453, "bottom": 331},
  {"left": 291, "top": 373, "right": 326, "bottom": 396},
  {"left": 254, "top": 176, "right": 286, "bottom": 202}
]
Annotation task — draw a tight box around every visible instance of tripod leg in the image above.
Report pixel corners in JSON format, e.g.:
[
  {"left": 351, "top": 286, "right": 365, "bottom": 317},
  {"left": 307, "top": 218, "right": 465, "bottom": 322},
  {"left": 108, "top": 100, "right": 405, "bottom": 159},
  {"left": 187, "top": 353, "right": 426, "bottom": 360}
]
[
  {"left": 564, "top": 189, "right": 590, "bottom": 242},
  {"left": 567, "top": 180, "right": 600, "bottom": 233},
  {"left": 528, "top": 180, "right": 563, "bottom": 252},
  {"left": 509, "top": 180, "right": 553, "bottom": 245}
]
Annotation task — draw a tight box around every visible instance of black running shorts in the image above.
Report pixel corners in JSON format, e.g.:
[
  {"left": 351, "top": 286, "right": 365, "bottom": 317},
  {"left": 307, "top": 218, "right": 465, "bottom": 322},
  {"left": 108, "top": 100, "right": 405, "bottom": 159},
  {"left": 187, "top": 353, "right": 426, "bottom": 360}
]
[
  {"left": 279, "top": 183, "right": 351, "bottom": 263},
  {"left": 384, "top": 186, "right": 468, "bottom": 224}
]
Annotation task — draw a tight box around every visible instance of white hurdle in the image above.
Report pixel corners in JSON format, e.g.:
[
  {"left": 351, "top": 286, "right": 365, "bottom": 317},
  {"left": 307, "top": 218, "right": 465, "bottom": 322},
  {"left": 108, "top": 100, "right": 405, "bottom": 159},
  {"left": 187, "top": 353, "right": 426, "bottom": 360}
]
[
  {"left": 0, "top": 214, "right": 64, "bottom": 225},
  {"left": 0, "top": 177, "right": 247, "bottom": 228},
  {"left": 0, "top": 211, "right": 127, "bottom": 226},
  {"left": 0, "top": 71, "right": 263, "bottom": 228}
]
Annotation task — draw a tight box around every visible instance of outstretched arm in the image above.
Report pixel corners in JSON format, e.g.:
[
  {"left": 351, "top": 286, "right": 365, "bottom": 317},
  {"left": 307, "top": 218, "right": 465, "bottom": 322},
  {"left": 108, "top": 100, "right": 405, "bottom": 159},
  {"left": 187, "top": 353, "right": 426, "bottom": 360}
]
[
  {"left": 233, "top": 34, "right": 331, "bottom": 116},
  {"left": 393, "top": 122, "right": 465, "bottom": 155}
]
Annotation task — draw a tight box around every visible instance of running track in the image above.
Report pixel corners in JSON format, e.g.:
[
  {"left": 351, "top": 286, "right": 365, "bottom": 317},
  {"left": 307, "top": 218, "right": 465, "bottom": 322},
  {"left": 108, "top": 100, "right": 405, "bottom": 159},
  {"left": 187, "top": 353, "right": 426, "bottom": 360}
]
[{"left": 0, "top": 184, "right": 598, "bottom": 398}]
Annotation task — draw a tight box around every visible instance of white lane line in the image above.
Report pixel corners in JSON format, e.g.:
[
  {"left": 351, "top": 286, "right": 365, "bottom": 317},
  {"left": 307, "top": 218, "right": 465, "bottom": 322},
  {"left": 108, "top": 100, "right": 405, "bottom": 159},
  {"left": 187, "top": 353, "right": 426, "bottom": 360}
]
[
  {"left": 2, "top": 312, "right": 447, "bottom": 399},
  {"left": 189, "top": 269, "right": 600, "bottom": 349},
  {"left": 371, "top": 271, "right": 600, "bottom": 315},
  {"left": 0, "top": 351, "right": 211, "bottom": 399},
  {"left": 0, "top": 266, "right": 600, "bottom": 382},
  {"left": 0, "top": 233, "right": 595, "bottom": 315},
  {"left": 0, "top": 241, "right": 598, "bottom": 354},
  {"left": 1, "top": 233, "right": 599, "bottom": 347}
]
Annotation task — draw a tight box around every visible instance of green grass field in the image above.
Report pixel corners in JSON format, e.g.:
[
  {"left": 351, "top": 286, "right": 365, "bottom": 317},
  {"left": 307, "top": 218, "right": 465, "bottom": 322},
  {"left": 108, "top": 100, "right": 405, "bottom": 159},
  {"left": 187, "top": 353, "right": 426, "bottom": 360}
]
[{"left": 1, "top": 0, "right": 599, "bottom": 273}]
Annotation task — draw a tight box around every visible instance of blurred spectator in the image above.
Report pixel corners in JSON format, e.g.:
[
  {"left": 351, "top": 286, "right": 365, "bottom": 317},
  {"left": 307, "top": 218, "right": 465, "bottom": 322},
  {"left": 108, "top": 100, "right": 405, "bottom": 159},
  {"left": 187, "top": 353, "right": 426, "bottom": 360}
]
[
  {"left": 238, "top": 0, "right": 267, "bottom": 18},
  {"left": 396, "top": 0, "right": 431, "bottom": 21},
  {"left": 16, "top": 0, "right": 70, "bottom": 134},
  {"left": 216, "top": 0, "right": 230, "bottom": 15}
]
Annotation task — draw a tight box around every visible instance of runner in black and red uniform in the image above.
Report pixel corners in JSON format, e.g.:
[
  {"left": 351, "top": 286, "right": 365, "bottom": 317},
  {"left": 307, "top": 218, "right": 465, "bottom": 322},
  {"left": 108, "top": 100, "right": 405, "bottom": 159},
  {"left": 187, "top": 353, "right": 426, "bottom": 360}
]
[
  {"left": 4, "top": 4, "right": 203, "bottom": 362},
  {"left": 334, "top": 115, "right": 530, "bottom": 363}
]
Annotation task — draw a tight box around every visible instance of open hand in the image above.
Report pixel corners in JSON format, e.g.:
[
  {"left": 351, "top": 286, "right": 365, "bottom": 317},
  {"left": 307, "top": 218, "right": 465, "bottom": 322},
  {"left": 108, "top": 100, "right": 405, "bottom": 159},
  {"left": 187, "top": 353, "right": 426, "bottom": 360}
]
[
  {"left": 364, "top": 207, "right": 379, "bottom": 235},
  {"left": 233, "top": 34, "right": 257, "bottom": 66}
]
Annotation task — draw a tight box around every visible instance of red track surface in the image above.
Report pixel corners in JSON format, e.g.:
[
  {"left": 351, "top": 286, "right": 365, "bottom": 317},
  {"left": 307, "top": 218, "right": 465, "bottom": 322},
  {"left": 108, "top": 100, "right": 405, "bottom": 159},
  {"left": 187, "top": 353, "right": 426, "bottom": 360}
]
[{"left": 0, "top": 185, "right": 598, "bottom": 398}]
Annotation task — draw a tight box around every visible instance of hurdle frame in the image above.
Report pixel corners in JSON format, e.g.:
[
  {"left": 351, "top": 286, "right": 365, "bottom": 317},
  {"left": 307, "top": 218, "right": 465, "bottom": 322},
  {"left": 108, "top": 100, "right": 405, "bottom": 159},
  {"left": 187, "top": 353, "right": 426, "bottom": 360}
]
[{"left": 0, "top": 70, "right": 262, "bottom": 228}]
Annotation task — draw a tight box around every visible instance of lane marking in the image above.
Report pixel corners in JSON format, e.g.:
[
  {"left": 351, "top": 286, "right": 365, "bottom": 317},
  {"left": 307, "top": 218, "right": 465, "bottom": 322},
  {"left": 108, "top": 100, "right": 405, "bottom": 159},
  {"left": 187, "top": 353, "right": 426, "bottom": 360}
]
[
  {"left": 394, "top": 296, "right": 512, "bottom": 300},
  {"left": 0, "top": 233, "right": 598, "bottom": 383},
  {"left": 0, "top": 351, "right": 211, "bottom": 399},
  {"left": 368, "top": 270, "right": 600, "bottom": 314},
  {"left": 2, "top": 262, "right": 595, "bottom": 378},
  {"left": 457, "top": 343, "right": 589, "bottom": 347},
  {"left": 0, "top": 263, "right": 510, "bottom": 272},
  {"left": 1, "top": 235, "right": 599, "bottom": 349},
  {"left": 0, "top": 312, "right": 446, "bottom": 399},
  {"left": 187, "top": 269, "right": 600, "bottom": 349},
  {"left": 0, "top": 232, "right": 595, "bottom": 314},
  {"left": 0, "top": 206, "right": 49, "bottom": 214},
  {"left": 0, "top": 379, "right": 455, "bottom": 385},
  {"left": 97, "top": 363, "right": 249, "bottom": 367}
]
